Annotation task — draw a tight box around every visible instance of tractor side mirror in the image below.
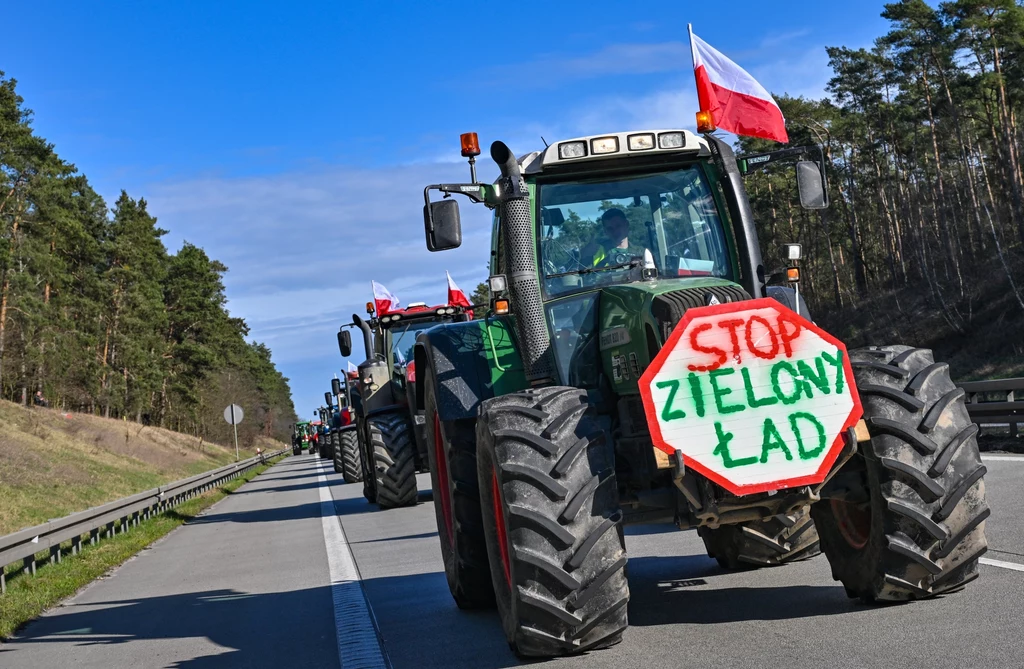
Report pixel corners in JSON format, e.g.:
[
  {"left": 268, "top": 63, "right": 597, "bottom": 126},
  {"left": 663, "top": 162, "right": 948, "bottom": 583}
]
[
  {"left": 331, "top": 378, "right": 342, "bottom": 396},
  {"left": 324, "top": 391, "right": 333, "bottom": 406},
  {"left": 338, "top": 329, "right": 352, "bottom": 358},
  {"left": 796, "top": 161, "right": 828, "bottom": 209},
  {"left": 424, "top": 199, "right": 463, "bottom": 251}
]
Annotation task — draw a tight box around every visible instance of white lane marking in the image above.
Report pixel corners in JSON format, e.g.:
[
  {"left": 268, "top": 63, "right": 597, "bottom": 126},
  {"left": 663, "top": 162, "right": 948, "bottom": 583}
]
[
  {"left": 979, "top": 557, "right": 1024, "bottom": 572},
  {"left": 981, "top": 455, "right": 1024, "bottom": 462},
  {"left": 315, "top": 458, "right": 390, "bottom": 669}
]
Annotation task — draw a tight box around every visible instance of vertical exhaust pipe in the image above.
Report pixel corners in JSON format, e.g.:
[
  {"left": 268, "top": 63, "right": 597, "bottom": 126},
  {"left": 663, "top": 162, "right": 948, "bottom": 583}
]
[
  {"left": 490, "top": 141, "right": 554, "bottom": 385},
  {"left": 352, "top": 314, "right": 374, "bottom": 361}
]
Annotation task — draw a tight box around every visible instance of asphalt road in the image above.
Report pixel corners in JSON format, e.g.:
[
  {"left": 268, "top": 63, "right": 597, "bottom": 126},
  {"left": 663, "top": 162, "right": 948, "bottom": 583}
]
[{"left": 2, "top": 452, "right": 1022, "bottom": 668}]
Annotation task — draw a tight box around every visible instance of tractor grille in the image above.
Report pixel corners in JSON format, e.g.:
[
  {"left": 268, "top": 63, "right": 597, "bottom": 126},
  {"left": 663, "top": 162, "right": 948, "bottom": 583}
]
[{"left": 651, "top": 284, "right": 751, "bottom": 343}]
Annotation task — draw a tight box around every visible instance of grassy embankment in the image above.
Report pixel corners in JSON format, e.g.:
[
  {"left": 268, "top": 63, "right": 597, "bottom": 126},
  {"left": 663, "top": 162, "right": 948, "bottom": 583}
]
[
  {"left": 0, "top": 453, "right": 284, "bottom": 639},
  {"left": 0, "top": 399, "right": 283, "bottom": 535}
]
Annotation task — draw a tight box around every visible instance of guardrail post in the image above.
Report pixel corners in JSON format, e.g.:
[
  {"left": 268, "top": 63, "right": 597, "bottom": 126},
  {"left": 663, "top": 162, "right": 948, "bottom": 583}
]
[
  {"left": 105, "top": 521, "right": 115, "bottom": 539},
  {"left": 49, "top": 545, "right": 60, "bottom": 565},
  {"left": 91, "top": 528, "right": 99, "bottom": 545},
  {"left": 23, "top": 556, "right": 36, "bottom": 576},
  {"left": 1, "top": 569, "right": 6, "bottom": 594},
  {"left": 71, "top": 535, "right": 81, "bottom": 556}
]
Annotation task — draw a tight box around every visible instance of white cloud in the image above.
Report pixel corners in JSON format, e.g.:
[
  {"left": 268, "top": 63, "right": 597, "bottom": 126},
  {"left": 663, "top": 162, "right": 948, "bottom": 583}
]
[{"left": 146, "top": 161, "right": 495, "bottom": 412}]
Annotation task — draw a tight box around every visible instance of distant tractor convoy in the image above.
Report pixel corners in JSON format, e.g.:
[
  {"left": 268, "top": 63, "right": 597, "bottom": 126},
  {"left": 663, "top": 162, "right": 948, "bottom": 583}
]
[{"left": 298, "top": 126, "right": 989, "bottom": 659}]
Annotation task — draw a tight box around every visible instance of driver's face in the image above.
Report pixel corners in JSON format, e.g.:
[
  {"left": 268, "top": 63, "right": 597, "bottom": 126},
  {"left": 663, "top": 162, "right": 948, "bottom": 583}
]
[{"left": 603, "top": 215, "right": 628, "bottom": 242}]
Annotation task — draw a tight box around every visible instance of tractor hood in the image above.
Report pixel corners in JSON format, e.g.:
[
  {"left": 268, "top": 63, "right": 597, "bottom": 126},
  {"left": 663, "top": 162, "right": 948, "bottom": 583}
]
[{"left": 597, "top": 278, "right": 751, "bottom": 395}]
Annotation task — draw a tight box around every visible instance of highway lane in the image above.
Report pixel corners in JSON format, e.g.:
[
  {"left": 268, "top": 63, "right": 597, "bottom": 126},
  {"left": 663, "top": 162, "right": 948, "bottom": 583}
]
[
  {"left": 0, "top": 455, "right": 342, "bottom": 668},
  {"left": 340, "top": 453, "right": 1024, "bottom": 669},
  {"left": 2, "top": 452, "right": 1022, "bottom": 668}
]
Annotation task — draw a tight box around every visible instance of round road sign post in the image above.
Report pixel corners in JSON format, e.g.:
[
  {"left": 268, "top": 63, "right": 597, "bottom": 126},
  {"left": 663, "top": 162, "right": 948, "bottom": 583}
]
[
  {"left": 223, "top": 404, "right": 244, "bottom": 461},
  {"left": 639, "top": 298, "right": 862, "bottom": 496}
]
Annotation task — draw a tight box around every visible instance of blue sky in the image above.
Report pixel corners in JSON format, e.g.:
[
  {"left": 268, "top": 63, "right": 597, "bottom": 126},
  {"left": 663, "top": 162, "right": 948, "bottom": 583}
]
[{"left": 2, "top": 0, "right": 891, "bottom": 417}]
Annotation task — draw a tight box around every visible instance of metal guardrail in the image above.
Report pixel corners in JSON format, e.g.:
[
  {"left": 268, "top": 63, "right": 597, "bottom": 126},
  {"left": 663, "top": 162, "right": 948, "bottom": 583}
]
[
  {"left": 961, "top": 378, "right": 1024, "bottom": 437},
  {"left": 0, "top": 448, "right": 287, "bottom": 594}
]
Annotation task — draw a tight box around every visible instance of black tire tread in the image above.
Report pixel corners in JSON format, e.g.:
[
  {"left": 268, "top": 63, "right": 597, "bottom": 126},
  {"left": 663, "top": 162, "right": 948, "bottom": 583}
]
[
  {"left": 698, "top": 507, "right": 821, "bottom": 569},
  {"left": 477, "top": 387, "right": 628, "bottom": 658},
  {"left": 811, "top": 345, "right": 988, "bottom": 602},
  {"left": 368, "top": 413, "right": 418, "bottom": 509},
  {"left": 337, "top": 430, "right": 363, "bottom": 483}
]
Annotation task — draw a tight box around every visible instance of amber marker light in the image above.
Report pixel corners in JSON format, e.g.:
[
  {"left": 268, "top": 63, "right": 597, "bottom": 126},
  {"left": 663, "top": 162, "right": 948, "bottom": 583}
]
[
  {"left": 494, "top": 299, "right": 510, "bottom": 315},
  {"left": 786, "top": 267, "right": 800, "bottom": 283},
  {"left": 365, "top": 301, "right": 374, "bottom": 314},
  {"left": 460, "top": 132, "right": 481, "bottom": 157},
  {"left": 696, "top": 110, "right": 716, "bottom": 133}
]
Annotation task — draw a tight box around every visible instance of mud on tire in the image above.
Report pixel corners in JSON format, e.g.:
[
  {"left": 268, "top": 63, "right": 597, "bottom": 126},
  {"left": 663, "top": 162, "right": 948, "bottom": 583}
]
[
  {"left": 811, "top": 345, "right": 989, "bottom": 601},
  {"left": 369, "top": 413, "right": 418, "bottom": 509},
  {"left": 423, "top": 365, "right": 493, "bottom": 609},
  {"left": 699, "top": 506, "right": 820, "bottom": 569},
  {"left": 477, "top": 387, "right": 628, "bottom": 658}
]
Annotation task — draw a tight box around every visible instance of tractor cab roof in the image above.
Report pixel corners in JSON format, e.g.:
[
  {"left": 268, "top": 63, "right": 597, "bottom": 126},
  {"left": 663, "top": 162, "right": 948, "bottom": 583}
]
[
  {"left": 376, "top": 303, "right": 467, "bottom": 328},
  {"left": 515, "top": 129, "right": 710, "bottom": 176}
]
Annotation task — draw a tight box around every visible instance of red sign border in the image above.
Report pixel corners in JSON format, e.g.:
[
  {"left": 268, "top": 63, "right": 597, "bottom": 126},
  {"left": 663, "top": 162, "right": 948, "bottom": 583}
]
[{"left": 637, "top": 297, "right": 863, "bottom": 496}]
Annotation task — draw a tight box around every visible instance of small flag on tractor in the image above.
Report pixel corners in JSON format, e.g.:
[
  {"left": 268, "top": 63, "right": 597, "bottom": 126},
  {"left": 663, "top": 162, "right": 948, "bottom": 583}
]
[
  {"left": 446, "top": 271, "right": 473, "bottom": 320},
  {"left": 371, "top": 280, "right": 401, "bottom": 315},
  {"left": 688, "top": 25, "right": 788, "bottom": 144}
]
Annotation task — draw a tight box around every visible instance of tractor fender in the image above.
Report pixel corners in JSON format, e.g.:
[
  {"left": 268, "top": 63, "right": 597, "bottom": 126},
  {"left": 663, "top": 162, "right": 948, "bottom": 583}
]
[
  {"left": 414, "top": 317, "right": 528, "bottom": 422},
  {"left": 765, "top": 285, "right": 812, "bottom": 321}
]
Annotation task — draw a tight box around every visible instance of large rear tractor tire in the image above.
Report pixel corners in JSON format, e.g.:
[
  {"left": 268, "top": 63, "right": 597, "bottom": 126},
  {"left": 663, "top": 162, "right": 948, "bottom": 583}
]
[
  {"left": 423, "top": 365, "right": 493, "bottom": 609},
  {"left": 477, "top": 387, "right": 628, "bottom": 658},
  {"left": 368, "top": 413, "right": 418, "bottom": 509},
  {"left": 698, "top": 506, "right": 820, "bottom": 569},
  {"left": 811, "top": 345, "right": 989, "bottom": 601},
  {"left": 337, "top": 430, "right": 364, "bottom": 484}
]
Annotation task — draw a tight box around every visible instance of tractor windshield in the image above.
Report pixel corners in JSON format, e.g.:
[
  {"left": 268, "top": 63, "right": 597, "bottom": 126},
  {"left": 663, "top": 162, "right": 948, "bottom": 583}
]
[
  {"left": 387, "top": 321, "right": 440, "bottom": 366},
  {"left": 537, "top": 165, "right": 733, "bottom": 297}
]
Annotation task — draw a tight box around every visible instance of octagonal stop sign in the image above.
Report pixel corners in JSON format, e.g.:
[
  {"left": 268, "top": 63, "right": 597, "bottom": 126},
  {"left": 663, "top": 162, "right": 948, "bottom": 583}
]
[{"left": 639, "top": 297, "right": 862, "bottom": 496}]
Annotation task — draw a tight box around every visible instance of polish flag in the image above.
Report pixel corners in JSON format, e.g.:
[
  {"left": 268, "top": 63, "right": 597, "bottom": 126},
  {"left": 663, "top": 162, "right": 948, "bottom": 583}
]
[
  {"left": 689, "top": 28, "right": 788, "bottom": 144},
  {"left": 446, "top": 271, "right": 473, "bottom": 320},
  {"left": 371, "top": 280, "right": 401, "bottom": 315}
]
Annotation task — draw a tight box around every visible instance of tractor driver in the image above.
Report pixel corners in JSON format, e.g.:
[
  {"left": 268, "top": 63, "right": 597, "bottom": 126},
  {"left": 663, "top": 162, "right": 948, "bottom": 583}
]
[{"left": 580, "top": 208, "right": 640, "bottom": 269}]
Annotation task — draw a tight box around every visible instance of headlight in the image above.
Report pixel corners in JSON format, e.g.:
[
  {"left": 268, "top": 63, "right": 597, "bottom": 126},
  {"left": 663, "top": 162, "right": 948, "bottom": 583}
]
[
  {"left": 381, "top": 315, "right": 391, "bottom": 323},
  {"left": 390, "top": 313, "right": 401, "bottom": 321},
  {"left": 658, "top": 132, "right": 685, "bottom": 149},
  {"left": 627, "top": 133, "right": 655, "bottom": 151},
  {"left": 558, "top": 141, "right": 586, "bottom": 159},
  {"left": 488, "top": 274, "right": 507, "bottom": 293},
  {"left": 590, "top": 136, "right": 619, "bottom": 155}
]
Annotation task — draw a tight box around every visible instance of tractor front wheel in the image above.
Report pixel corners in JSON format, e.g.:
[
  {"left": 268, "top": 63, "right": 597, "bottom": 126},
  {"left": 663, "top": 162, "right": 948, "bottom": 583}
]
[
  {"left": 368, "top": 413, "right": 418, "bottom": 509},
  {"left": 811, "top": 345, "right": 989, "bottom": 601},
  {"left": 477, "top": 387, "right": 628, "bottom": 658},
  {"left": 337, "top": 430, "right": 363, "bottom": 483}
]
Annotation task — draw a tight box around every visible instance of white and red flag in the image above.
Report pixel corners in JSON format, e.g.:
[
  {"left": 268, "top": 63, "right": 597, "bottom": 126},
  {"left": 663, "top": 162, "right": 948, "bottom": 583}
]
[
  {"left": 689, "top": 27, "right": 788, "bottom": 144},
  {"left": 371, "top": 280, "right": 401, "bottom": 315},
  {"left": 446, "top": 271, "right": 473, "bottom": 320}
]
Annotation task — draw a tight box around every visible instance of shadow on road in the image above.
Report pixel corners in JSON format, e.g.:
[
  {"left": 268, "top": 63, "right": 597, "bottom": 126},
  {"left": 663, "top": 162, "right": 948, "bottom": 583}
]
[
  {"left": 5, "top": 586, "right": 340, "bottom": 668},
  {"left": 624, "top": 555, "right": 856, "bottom": 625}
]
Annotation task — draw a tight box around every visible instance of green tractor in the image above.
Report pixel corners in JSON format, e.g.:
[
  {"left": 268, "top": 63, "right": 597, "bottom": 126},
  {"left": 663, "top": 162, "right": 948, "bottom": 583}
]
[
  {"left": 338, "top": 300, "right": 473, "bottom": 509},
  {"left": 415, "top": 130, "right": 990, "bottom": 657},
  {"left": 329, "top": 375, "right": 363, "bottom": 482},
  {"left": 291, "top": 421, "right": 314, "bottom": 455}
]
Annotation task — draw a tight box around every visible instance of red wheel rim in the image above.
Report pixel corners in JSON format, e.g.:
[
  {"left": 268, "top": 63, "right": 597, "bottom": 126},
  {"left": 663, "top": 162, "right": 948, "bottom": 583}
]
[
  {"left": 831, "top": 499, "right": 871, "bottom": 550},
  {"left": 492, "top": 470, "right": 512, "bottom": 587},
  {"left": 434, "top": 413, "right": 454, "bottom": 544}
]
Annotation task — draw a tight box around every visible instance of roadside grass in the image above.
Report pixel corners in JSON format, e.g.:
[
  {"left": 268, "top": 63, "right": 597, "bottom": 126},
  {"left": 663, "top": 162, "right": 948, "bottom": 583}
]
[
  {"left": 0, "top": 399, "right": 283, "bottom": 535},
  {"left": 0, "top": 454, "right": 285, "bottom": 640}
]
